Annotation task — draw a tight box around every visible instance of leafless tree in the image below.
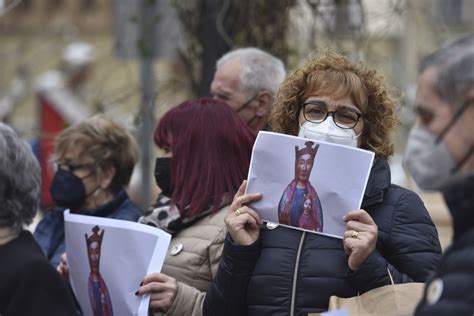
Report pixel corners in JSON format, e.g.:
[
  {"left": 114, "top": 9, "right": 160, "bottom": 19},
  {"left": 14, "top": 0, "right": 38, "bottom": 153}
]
[{"left": 172, "top": 0, "right": 297, "bottom": 96}]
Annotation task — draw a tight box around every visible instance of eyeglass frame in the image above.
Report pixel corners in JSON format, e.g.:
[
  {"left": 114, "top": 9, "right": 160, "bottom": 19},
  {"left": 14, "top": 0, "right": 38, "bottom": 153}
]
[
  {"left": 301, "top": 100, "right": 366, "bottom": 129},
  {"left": 54, "top": 160, "right": 97, "bottom": 174}
]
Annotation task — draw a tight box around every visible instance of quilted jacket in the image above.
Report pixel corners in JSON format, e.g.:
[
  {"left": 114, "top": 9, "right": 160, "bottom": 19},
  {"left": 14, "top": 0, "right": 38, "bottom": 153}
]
[
  {"left": 204, "top": 159, "right": 442, "bottom": 316},
  {"left": 415, "top": 173, "right": 474, "bottom": 315}
]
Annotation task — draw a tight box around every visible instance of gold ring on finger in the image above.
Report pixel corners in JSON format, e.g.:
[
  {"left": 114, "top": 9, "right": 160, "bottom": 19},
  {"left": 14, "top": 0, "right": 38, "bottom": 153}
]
[
  {"left": 234, "top": 208, "right": 242, "bottom": 216},
  {"left": 351, "top": 230, "right": 359, "bottom": 239}
]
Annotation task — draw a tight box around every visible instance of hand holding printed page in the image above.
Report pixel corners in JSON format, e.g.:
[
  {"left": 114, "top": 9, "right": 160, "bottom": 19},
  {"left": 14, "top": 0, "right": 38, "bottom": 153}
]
[
  {"left": 64, "top": 211, "right": 171, "bottom": 316},
  {"left": 246, "top": 131, "right": 374, "bottom": 238}
]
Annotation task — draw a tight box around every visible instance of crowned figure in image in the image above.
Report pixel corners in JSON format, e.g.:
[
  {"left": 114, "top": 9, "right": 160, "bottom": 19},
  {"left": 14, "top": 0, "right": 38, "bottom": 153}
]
[
  {"left": 86, "top": 225, "right": 113, "bottom": 316},
  {"left": 278, "top": 141, "right": 323, "bottom": 232}
]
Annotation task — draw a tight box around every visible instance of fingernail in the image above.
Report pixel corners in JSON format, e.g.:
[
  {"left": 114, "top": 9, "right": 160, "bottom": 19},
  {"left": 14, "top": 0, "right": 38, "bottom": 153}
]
[
  {"left": 135, "top": 291, "right": 139, "bottom": 296},
  {"left": 342, "top": 215, "right": 347, "bottom": 221}
]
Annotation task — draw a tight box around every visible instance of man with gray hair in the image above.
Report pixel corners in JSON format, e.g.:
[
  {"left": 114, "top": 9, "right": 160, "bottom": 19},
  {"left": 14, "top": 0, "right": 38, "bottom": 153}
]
[
  {"left": 404, "top": 34, "right": 474, "bottom": 190},
  {"left": 402, "top": 36, "right": 474, "bottom": 314},
  {"left": 0, "top": 123, "right": 76, "bottom": 315},
  {"left": 210, "top": 47, "right": 286, "bottom": 133}
]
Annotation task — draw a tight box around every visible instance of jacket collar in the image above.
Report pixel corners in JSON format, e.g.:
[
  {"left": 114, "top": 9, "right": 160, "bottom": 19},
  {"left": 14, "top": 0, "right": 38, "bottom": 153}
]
[
  {"left": 442, "top": 172, "right": 474, "bottom": 241},
  {"left": 361, "top": 158, "right": 391, "bottom": 209},
  {"left": 72, "top": 190, "right": 128, "bottom": 218}
]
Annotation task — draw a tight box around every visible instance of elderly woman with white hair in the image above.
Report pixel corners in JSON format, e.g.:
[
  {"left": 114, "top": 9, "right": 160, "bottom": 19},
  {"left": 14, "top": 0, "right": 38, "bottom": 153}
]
[{"left": 0, "top": 123, "right": 76, "bottom": 315}]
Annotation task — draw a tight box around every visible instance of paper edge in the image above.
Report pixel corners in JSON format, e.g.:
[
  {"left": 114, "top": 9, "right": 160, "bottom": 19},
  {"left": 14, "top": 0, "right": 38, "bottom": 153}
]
[
  {"left": 247, "top": 131, "right": 375, "bottom": 238},
  {"left": 64, "top": 210, "right": 172, "bottom": 316}
]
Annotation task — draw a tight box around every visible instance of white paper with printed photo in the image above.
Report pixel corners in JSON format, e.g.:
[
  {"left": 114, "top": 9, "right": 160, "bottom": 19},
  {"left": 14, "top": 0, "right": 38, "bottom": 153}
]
[
  {"left": 64, "top": 211, "right": 171, "bottom": 316},
  {"left": 246, "top": 131, "right": 374, "bottom": 238}
]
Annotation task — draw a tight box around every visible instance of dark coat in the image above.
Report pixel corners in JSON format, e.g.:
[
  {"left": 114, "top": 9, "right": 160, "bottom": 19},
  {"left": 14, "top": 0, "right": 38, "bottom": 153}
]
[
  {"left": 0, "top": 231, "right": 76, "bottom": 315},
  {"left": 415, "top": 173, "right": 474, "bottom": 315},
  {"left": 204, "top": 159, "right": 442, "bottom": 316}
]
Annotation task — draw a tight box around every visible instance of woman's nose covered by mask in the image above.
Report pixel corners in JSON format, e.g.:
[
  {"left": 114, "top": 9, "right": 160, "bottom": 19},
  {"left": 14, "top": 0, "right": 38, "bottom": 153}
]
[
  {"left": 50, "top": 168, "right": 101, "bottom": 209},
  {"left": 298, "top": 116, "right": 360, "bottom": 148},
  {"left": 50, "top": 168, "right": 87, "bottom": 208},
  {"left": 154, "top": 157, "right": 172, "bottom": 197}
]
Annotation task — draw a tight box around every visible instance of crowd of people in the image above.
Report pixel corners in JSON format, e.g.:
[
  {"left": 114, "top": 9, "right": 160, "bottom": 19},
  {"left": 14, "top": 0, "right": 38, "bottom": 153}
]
[{"left": 1, "top": 34, "right": 473, "bottom": 316}]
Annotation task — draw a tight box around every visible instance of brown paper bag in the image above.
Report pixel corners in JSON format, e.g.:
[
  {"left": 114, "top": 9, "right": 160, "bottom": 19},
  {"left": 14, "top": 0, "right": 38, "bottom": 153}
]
[{"left": 327, "top": 269, "right": 425, "bottom": 316}]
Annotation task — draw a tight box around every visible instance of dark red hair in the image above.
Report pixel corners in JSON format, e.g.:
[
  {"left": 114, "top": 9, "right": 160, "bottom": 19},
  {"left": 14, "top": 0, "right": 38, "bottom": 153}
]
[{"left": 154, "top": 97, "right": 256, "bottom": 218}]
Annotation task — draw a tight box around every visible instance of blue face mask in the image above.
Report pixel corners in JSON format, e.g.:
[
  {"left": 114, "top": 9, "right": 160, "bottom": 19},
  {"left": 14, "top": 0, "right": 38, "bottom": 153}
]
[{"left": 50, "top": 168, "right": 89, "bottom": 209}]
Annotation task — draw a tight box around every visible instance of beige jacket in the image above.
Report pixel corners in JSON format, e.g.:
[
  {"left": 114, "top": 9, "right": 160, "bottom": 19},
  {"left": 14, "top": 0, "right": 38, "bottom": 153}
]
[{"left": 161, "top": 205, "right": 228, "bottom": 316}]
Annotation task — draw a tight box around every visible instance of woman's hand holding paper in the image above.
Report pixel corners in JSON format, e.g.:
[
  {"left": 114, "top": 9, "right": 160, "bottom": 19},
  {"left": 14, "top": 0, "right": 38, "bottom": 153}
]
[
  {"left": 225, "top": 180, "right": 263, "bottom": 246},
  {"left": 57, "top": 252, "right": 69, "bottom": 281},
  {"left": 342, "top": 209, "right": 378, "bottom": 271},
  {"left": 137, "top": 272, "right": 177, "bottom": 312}
]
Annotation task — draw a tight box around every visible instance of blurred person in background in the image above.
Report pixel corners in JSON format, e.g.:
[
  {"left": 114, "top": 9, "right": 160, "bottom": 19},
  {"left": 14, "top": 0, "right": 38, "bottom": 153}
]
[
  {"left": 204, "top": 51, "right": 441, "bottom": 315},
  {"left": 0, "top": 123, "right": 76, "bottom": 315},
  {"left": 0, "top": 66, "right": 29, "bottom": 123},
  {"left": 35, "top": 41, "right": 94, "bottom": 209},
  {"left": 404, "top": 34, "right": 474, "bottom": 190},
  {"left": 137, "top": 98, "right": 255, "bottom": 315},
  {"left": 404, "top": 37, "right": 474, "bottom": 315},
  {"left": 36, "top": 41, "right": 95, "bottom": 108},
  {"left": 210, "top": 47, "right": 286, "bottom": 132},
  {"left": 34, "top": 115, "right": 142, "bottom": 268}
]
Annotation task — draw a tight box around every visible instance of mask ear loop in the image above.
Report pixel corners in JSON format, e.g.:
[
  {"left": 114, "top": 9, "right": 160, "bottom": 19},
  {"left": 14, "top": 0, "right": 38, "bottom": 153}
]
[
  {"left": 435, "top": 100, "right": 470, "bottom": 144},
  {"left": 451, "top": 145, "right": 474, "bottom": 174},
  {"left": 236, "top": 93, "right": 260, "bottom": 127},
  {"left": 86, "top": 185, "right": 102, "bottom": 198},
  {"left": 82, "top": 164, "right": 102, "bottom": 198},
  {"left": 235, "top": 93, "right": 258, "bottom": 113},
  {"left": 433, "top": 100, "right": 472, "bottom": 174}
]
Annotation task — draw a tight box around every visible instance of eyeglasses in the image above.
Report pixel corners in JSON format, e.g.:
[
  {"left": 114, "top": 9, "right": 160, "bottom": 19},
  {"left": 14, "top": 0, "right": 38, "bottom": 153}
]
[
  {"left": 55, "top": 160, "right": 95, "bottom": 173},
  {"left": 301, "top": 101, "right": 365, "bottom": 129}
]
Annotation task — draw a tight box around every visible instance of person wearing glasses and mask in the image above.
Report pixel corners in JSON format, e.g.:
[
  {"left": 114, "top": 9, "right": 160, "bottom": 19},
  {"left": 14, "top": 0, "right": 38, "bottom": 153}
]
[
  {"left": 34, "top": 115, "right": 142, "bottom": 268},
  {"left": 211, "top": 47, "right": 286, "bottom": 133},
  {"left": 405, "top": 38, "right": 474, "bottom": 315},
  {"left": 204, "top": 51, "right": 442, "bottom": 315}
]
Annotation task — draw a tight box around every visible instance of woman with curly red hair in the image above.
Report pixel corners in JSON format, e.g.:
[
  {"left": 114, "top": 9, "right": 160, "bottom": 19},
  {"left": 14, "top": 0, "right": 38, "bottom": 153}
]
[{"left": 204, "top": 52, "right": 442, "bottom": 315}]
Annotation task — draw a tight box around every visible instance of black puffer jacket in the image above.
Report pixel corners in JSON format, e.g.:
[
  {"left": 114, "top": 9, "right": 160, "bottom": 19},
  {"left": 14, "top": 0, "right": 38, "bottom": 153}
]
[
  {"left": 415, "top": 173, "right": 474, "bottom": 315},
  {"left": 204, "top": 159, "right": 442, "bottom": 316}
]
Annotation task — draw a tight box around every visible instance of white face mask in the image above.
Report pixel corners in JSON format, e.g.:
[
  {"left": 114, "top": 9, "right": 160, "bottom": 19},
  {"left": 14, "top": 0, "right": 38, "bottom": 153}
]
[
  {"left": 403, "top": 126, "right": 457, "bottom": 191},
  {"left": 298, "top": 117, "right": 360, "bottom": 148}
]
